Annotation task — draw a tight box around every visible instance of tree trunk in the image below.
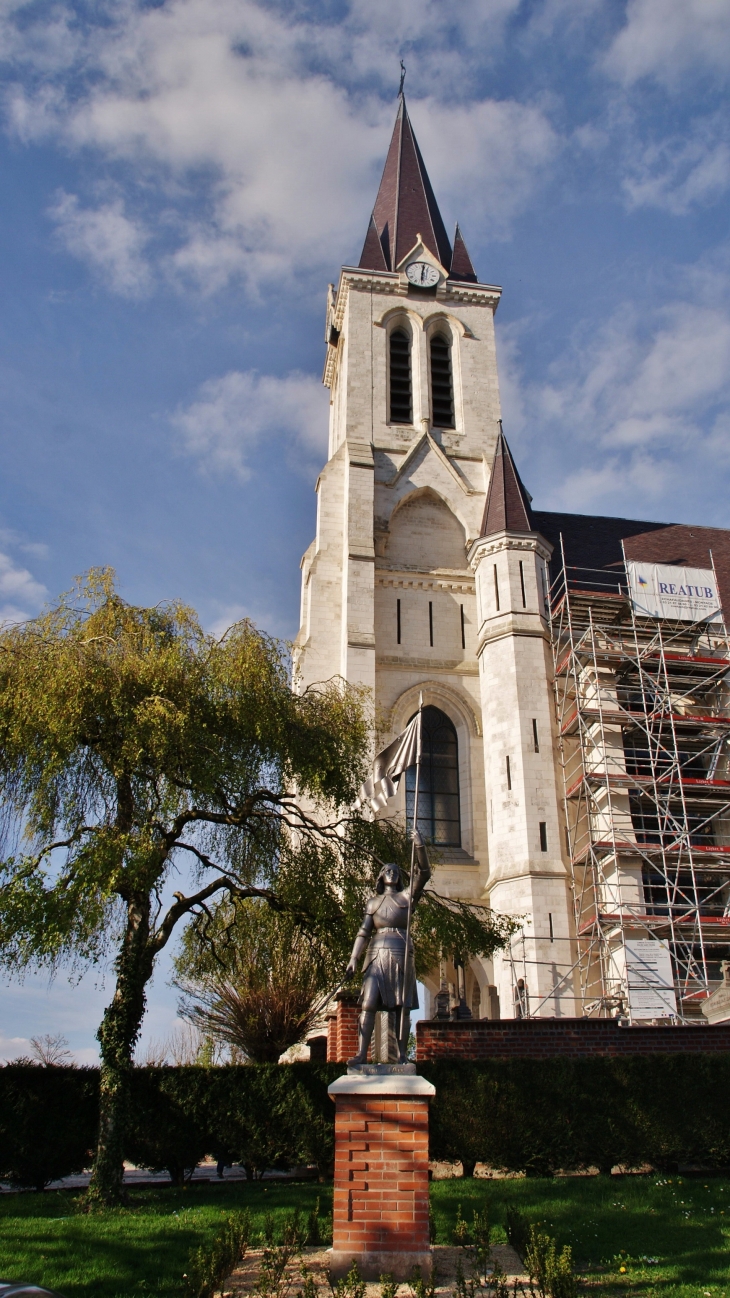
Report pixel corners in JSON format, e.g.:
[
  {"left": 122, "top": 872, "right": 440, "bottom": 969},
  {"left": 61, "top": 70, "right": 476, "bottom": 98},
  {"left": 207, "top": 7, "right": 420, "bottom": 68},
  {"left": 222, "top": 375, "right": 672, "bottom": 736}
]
[{"left": 88, "top": 892, "right": 154, "bottom": 1206}]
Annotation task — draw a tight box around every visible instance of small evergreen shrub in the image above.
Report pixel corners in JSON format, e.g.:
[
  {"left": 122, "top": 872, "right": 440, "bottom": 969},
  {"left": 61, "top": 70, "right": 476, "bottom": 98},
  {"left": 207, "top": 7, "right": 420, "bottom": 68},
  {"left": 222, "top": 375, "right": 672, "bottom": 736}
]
[{"left": 184, "top": 1209, "right": 251, "bottom": 1298}]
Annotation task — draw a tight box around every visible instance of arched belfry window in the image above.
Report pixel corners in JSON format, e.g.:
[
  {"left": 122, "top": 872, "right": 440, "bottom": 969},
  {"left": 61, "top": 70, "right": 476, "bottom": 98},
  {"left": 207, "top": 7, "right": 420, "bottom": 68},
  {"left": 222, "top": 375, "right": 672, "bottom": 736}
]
[
  {"left": 430, "top": 333, "right": 454, "bottom": 428},
  {"left": 406, "top": 705, "right": 461, "bottom": 846},
  {"left": 389, "top": 328, "right": 412, "bottom": 424}
]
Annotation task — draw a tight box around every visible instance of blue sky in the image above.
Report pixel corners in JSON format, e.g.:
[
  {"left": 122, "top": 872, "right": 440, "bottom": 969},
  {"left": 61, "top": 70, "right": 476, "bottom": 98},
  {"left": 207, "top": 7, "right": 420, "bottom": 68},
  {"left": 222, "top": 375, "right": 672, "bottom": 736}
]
[{"left": 1, "top": 0, "right": 730, "bottom": 1061}]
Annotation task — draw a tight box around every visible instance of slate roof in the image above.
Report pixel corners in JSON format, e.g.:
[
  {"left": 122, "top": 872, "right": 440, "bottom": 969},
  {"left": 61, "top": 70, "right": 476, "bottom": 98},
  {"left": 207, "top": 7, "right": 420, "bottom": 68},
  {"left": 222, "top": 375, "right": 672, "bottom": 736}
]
[
  {"left": 449, "top": 224, "right": 477, "bottom": 283},
  {"left": 533, "top": 511, "right": 730, "bottom": 614},
  {"left": 480, "top": 430, "right": 534, "bottom": 536},
  {"left": 358, "top": 96, "right": 477, "bottom": 282}
]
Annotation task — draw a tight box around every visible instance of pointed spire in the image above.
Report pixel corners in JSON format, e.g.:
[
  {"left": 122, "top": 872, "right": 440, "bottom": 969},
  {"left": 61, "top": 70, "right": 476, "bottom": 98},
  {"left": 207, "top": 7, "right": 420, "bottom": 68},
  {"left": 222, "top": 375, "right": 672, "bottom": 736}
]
[
  {"left": 449, "top": 223, "right": 477, "bottom": 283},
  {"left": 359, "top": 96, "right": 453, "bottom": 273},
  {"left": 481, "top": 428, "right": 534, "bottom": 536},
  {"left": 359, "top": 214, "right": 389, "bottom": 272}
]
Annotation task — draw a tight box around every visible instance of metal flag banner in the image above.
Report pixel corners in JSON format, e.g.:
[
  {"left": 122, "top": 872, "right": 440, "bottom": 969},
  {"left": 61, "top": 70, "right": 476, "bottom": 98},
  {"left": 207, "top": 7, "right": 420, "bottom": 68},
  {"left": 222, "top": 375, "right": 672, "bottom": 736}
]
[
  {"left": 626, "top": 560, "right": 722, "bottom": 623},
  {"left": 355, "top": 712, "right": 422, "bottom": 812}
]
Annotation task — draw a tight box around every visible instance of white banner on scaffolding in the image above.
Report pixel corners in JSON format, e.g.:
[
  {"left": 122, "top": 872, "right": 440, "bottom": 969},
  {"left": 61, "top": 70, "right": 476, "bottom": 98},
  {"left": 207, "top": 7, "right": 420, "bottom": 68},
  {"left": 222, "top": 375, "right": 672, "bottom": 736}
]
[
  {"left": 624, "top": 939, "right": 678, "bottom": 1020},
  {"left": 626, "top": 560, "right": 722, "bottom": 623}
]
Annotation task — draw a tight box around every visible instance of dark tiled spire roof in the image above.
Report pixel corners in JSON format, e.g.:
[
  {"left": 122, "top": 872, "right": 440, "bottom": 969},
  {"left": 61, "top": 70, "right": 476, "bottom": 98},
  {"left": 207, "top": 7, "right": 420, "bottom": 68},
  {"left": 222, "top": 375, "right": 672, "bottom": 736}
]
[
  {"left": 448, "top": 223, "right": 477, "bottom": 283},
  {"left": 359, "top": 214, "right": 389, "bottom": 272},
  {"left": 481, "top": 429, "right": 534, "bottom": 536},
  {"left": 359, "top": 95, "right": 453, "bottom": 273}
]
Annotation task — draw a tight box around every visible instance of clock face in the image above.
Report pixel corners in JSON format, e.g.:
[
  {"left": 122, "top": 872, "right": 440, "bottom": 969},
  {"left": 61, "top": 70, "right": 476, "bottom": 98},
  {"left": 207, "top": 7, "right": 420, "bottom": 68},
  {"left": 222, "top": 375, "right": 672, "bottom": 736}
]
[{"left": 406, "top": 261, "right": 440, "bottom": 287}]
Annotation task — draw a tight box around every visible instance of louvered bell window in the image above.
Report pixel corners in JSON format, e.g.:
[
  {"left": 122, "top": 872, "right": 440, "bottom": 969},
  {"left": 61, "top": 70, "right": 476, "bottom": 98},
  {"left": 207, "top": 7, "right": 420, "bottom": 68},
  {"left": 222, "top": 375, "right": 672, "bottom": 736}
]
[
  {"left": 389, "top": 328, "right": 412, "bottom": 424},
  {"left": 430, "top": 333, "right": 454, "bottom": 428}
]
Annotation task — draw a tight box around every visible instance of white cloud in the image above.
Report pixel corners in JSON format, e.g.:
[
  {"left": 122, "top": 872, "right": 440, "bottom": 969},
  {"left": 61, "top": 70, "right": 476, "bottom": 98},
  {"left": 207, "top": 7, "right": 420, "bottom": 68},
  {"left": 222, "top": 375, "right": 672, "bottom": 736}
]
[
  {"left": 2, "top": 0, "right": 559, "bottom": 294},
  {"left": 505, "top": 292, "right": 730, "bottom": 514},
  {"left": 0, "top": 1033, "right": 32, "bottom": 1062},
  {"left": 604, "top": 0, "right": 730, "bottom": 88},
  {"left": 173, "top": 369, "right": 328, "bottom": 480},
  {"left": 206, "top": 601, "right": 292, "bottom": 641},
  {"left": 623, "top": 117, "right": 730, "bottom": 214},
  {"left": 0, "top": 550, "right": 47, "bottom": 625},
  {"left": 415, "top": 99, "right": 559, "bottom": 240},
  {"left": 49, "top": 191, "right": 151, "bottom": 296}
]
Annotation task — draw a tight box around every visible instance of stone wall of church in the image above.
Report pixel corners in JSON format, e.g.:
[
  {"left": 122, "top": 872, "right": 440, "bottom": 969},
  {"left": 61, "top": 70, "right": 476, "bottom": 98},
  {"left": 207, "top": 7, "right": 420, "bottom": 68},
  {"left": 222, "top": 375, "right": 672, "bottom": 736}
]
[{"left": 296, "top": 266, "right": 578, "bottom": 1020}]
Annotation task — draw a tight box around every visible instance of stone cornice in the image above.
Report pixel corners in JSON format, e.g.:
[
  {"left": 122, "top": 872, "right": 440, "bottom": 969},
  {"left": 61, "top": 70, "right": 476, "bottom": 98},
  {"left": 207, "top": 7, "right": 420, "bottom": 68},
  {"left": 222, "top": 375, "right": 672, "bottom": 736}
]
[
  {"left": 377, "top": 654, "right": 479, "bottom": 675},
  {"left": 476, "top": 609, "right": 550, "bottom": 651},
  {"left": 376, "top": 569, "right": 474, "bottom": 592},
  {"left": 468, "top": 530, "right": 553, "bottom": 568}
]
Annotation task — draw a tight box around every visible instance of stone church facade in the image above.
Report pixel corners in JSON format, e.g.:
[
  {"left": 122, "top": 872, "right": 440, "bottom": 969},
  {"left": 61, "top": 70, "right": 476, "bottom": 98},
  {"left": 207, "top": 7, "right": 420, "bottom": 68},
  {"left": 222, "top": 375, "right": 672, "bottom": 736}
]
[{"left": 294, "top": 95, "right": 730, "bottom": 1025}]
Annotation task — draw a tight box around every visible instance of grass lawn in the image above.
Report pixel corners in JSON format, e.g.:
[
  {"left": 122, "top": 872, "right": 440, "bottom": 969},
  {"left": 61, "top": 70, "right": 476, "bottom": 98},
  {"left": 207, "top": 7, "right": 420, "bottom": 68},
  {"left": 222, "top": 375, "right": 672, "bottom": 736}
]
[
  {"left": 432, "top": 1175, "right": 730, "bottom": 1296},
  {"left": 1, "top": 1175, "right": 729, "bottom": 1297},
  {"left": 0, "top": 1180, "right": 330, "bottom": 1298}
]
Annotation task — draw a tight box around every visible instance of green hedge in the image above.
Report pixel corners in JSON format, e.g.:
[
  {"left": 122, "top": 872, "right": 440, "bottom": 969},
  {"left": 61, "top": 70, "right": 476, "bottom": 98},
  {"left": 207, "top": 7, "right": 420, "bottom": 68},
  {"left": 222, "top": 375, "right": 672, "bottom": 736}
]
[
  {"left": 0, "top": 1065, "right": 99, "bottom": 1191},
  {"left": 421, "top": 1056, "right": 730, "bottom": 1176},
  {"left": 2, "top": 1055, "right": 729, "bottom": 1188}
]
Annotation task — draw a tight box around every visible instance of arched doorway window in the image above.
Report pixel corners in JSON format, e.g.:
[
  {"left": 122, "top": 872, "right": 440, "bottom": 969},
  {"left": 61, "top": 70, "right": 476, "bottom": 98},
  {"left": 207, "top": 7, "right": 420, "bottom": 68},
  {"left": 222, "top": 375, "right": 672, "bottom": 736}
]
[
  {"left": 405, "top": 705, "right": 461, "bottom": 846},
  {"left": 389, "top": 328, "right": 412, "bottom": 423},
  {"left": 429, "top": 333, "right": 454, "bottom": 428}
]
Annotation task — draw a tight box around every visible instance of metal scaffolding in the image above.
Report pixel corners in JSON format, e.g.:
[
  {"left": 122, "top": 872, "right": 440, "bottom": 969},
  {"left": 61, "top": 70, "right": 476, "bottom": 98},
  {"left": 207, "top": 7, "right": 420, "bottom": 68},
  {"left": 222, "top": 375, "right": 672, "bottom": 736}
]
[{"left": 550, "top": 547, "right": 730, "bottom": 1022}]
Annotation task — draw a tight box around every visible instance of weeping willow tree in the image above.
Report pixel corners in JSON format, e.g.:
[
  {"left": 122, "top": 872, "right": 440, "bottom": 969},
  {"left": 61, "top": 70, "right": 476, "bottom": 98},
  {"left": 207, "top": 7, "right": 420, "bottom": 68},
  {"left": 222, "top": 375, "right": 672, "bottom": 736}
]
[
  {"left": 0, "top": 570, "right": 370, "bottom": 1204},
  {"left": 0, "top": 569, "right": 516, "bottom": 1204}
]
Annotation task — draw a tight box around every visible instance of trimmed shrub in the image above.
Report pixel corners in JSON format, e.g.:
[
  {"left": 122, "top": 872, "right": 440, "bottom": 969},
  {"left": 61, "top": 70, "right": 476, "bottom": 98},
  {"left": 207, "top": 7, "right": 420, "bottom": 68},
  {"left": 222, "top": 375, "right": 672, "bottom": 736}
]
[
  {"left": 0, "top": 1065, "right": 98, "bottom": 1190},
  {"left": 127, "top": 1067, "right": 213, "bottom": 1186},
  {"left": 199, "top": 1062, "right": 343, "bottom": 1180}
]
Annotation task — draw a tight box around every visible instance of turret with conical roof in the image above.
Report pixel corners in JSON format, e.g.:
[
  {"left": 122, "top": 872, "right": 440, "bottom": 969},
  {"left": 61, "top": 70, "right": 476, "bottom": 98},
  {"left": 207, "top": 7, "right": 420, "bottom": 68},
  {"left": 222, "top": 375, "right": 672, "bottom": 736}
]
[
  {"left": 481, "top": 428, "right": 534, "bottom": 536},
  {"left": 358, "top": 95, "right": 478, "bottom": 282}
]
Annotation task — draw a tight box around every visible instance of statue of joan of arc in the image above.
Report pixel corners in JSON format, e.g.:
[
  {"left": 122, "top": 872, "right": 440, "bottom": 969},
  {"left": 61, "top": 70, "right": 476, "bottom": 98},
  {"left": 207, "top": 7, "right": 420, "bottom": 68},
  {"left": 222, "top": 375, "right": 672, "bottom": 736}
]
[{"left": 344, "top": 828, "right": 431, "bottom": 1065}]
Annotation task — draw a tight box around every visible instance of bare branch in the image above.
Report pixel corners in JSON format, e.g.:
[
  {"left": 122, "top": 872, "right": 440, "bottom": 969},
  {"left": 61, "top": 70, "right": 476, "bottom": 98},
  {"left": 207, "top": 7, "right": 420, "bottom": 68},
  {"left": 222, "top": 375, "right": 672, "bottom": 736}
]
[{"left": 151, "top": 876, "right": 283, "bottom": 954}]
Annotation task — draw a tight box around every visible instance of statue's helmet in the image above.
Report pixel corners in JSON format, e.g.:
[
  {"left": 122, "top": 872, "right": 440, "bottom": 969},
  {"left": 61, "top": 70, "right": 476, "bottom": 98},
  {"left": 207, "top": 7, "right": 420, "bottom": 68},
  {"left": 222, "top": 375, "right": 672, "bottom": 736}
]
[{"left": 376, "top": 862, "right": 403, "bottom": 893}]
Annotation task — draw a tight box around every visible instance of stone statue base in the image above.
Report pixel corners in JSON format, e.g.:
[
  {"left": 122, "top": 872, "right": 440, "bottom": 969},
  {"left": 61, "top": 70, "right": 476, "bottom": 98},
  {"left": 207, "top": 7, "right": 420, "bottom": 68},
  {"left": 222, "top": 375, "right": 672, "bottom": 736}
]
[
  {"left": 347, "top": 1062, "right": 416, "bottom": 1076},
  {"left": 327, "top": 1070, "right": 435, "bottom": 1280}
]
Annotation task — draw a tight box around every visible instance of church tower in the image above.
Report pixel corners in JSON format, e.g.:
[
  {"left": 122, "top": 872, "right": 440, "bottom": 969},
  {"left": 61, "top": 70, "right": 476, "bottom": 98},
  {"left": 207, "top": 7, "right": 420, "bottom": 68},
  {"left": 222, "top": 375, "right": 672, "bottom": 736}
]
[{"left": 295, "top": 95, "right": 576, "bottom": 1019}]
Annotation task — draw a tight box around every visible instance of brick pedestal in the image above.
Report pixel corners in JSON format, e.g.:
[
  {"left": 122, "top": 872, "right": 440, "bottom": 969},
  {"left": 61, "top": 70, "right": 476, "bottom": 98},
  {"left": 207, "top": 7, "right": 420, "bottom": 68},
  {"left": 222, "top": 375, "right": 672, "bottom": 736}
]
[
  {"left": 327, "top": 993, "right": 360, "bottom": 1064},
  {"left": 328, "top": 1069, "right": 436, "bottom": 1280}
]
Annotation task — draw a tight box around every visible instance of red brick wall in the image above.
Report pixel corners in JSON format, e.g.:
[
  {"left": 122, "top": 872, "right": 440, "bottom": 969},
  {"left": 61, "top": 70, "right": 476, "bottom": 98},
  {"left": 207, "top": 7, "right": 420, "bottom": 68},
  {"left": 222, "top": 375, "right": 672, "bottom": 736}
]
[
  {"left": 327, "top": 994, "right": 375, "bottom": 1063},
  {"left": 332, "top": 1095, "right": 430, "bottom": 1257},
  {"left": 416, "top": 1017, "right": 730, "bottom": 1060}
]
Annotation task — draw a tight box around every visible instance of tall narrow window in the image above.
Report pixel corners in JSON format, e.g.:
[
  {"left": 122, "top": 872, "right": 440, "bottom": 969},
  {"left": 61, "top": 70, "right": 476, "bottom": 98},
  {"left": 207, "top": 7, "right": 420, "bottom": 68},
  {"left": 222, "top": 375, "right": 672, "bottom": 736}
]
[
  {"left": 493, "top": 565, "right": 500, "bottom": 611},
  {"left": 539, "top": 821, "right": 548, "bottom": 852},
  {"left": 519, "top": 560, "right": 527, "bottom": 608},
  {"left": 430, "top": 333, "right": 454, "bottom": 428},
  {"left": 460, "top": 604, "right": 466, "bottom": 650},
  {"left": 406, "top": 706, "right": 460, "bottom": 846},
  {"left": 506, "top": 755, "right": 512, "bottom": 790},
  {"left": 532, "top": 718, "right": 539, "bottom": 753},
  {"left": 428, "top": 600, "right": 434, "bottom": 647},
  {"left": 389, "top": 328, "right": 412, "bottom": 424},
  {"left": 397, "top": 598, "right": 401, "bottom": 645}
]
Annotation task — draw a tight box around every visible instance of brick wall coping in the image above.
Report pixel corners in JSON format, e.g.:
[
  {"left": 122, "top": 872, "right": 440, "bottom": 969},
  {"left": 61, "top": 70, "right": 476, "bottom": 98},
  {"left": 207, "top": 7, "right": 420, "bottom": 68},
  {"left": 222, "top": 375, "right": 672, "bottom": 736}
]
[
  {"left": 328, "top": 1073, "right": 436, "bottom": 1097},
  {"left": 416, "top": 1016, "right": 730, "bottom": 1060}
]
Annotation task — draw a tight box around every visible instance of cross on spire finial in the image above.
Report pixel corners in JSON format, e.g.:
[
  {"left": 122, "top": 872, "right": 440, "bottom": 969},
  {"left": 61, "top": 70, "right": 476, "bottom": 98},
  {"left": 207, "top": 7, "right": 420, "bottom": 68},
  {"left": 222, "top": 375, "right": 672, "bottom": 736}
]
[{"left": 399, "top": 60, "right": 406, "bottom": 96}]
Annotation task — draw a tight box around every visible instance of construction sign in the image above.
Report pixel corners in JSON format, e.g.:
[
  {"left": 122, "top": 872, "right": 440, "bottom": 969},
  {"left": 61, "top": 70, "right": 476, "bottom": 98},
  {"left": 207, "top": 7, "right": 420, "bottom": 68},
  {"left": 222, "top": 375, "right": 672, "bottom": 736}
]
[
  {"left": 624, "top": 938, "right": 678, "bottom": 1021},
  {"left": 626, "top": 560, "right": 723, "bottom": 623}
]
